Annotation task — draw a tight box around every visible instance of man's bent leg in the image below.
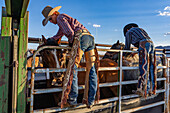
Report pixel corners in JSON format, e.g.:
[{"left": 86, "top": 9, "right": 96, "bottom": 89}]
[
  {"left": 68, "top": 48, "right": 84, "bottom": 105},
  {"left": 83, "top": 49, "right": 97, "bottom": 106},
  {"left": 68, "top": 65, "right": 78, "bottom": 105},
  {"left": 61, "top": 36, "right": 83, "bottom": 108},
  {"left": 138, "top": 47, "right": 148, "bottom": 97},
  {"left": 88, "top": 65, "right": 97, "bottom": 105}
]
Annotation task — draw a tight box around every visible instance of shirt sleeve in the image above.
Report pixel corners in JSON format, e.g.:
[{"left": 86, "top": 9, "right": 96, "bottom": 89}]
[
  {"left": 51, "top": 28, "right": 64, "bottom": 40},
  {"left": 57, "top": 15, "right": 74, "bottom": 43},
  {"left": 124, "top": 31, "right": 132, "bottom": 50}
]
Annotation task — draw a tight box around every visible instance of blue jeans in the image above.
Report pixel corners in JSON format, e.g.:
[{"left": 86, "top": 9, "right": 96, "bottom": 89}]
[
  {"left": 68, "top": 34, "right": 97, "bottom": 105},
  {"left": 138, "top": 40, "right": 155, "bottom": 94}
]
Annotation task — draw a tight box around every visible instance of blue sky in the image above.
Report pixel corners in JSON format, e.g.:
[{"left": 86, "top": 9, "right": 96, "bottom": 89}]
[{"left": 0, "top": 0, "right": 170, "bottom": 49}]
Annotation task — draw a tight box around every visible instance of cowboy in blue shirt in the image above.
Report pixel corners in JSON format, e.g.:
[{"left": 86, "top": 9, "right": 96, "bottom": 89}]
[{"left": 123, "top": 23, "right": 157, "bottom": 97}]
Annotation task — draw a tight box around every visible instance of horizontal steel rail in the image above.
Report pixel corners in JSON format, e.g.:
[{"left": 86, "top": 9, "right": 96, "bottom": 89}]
[
  {"left": 33, "top": 90, "right": 165, "bottom": 113},
  {"left": 34, "top": 65, "right": 166, "bottom": 73},
  {"left": 33, "top": 78, "right": 166, "bottom": 95},
  {"left": 121, "top": 101, "right": 165, "bottom": 113}
]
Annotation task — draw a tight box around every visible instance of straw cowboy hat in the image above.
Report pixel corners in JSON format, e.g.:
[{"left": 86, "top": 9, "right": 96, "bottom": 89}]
[{"left": 42, "top": 5, "right": 62, "bottom": 26}]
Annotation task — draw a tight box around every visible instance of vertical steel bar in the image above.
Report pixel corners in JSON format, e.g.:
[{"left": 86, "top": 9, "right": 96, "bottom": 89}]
[
  {"left": 30, "top": 50, "right": 39, "bottom": 112},
  {"left": 162, "top": 54, "right": 167, "bottom": 113},
  {"left": 12, "top": 35, "right": 18, "bottom": 113},
  {"left": 17, "top": 11, "right": 29, "bottom": 113},
  {"left": 116, "top": 51, "right": 120, "bottom": 112},
  {"left": 4, "top": 0, "right": 11, "bottom": 16},
  {"left": 20, "top": 0, "right": 30, "bottom": 18},
  {"left": 0, "top": 7, "right": 12, "bottom": 113},
  {"left": 165, "top": 58, "right": 170, "bottom": 113},
  {"left": 118, "top": 51, "right": 123, "bottom": 113},
  {"left": 30, "top": 72, "right": 35, "bottom": 112}
]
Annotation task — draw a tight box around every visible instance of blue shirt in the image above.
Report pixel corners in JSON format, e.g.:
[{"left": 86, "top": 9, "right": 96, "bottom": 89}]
[{"left": 124, "top": 27, "right": 151, "bottom": 50}]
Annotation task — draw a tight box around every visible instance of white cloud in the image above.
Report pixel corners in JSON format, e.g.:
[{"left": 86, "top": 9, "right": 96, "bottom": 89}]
[
  {"left": 164, "top": 32, "right": 170, "bottom": 36},
  {"left": 88, "top": 22, "right": 91, "bottom": 25},
  {"left": 157, "top": 6, "right": 170, "bottom": 16},
  {"left": 164, "top": 6, "right": 170, "bottom": 10},
  {"left": 93, "top": 24, "right": 101, "bottom": 28},
  {"left": 158, "top": 11, "right": 170, "bottom": 16},
  {"left": 114, "top": 29, "right": 118, "bottom": 32}
]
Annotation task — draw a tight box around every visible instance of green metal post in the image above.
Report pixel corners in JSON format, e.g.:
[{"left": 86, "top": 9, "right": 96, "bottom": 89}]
[
  {"left": 0, "top": 7, "right": 12, "bottom": 113},
  {"left": 17, "top": 11, "right": 29, "bottom": 113}
]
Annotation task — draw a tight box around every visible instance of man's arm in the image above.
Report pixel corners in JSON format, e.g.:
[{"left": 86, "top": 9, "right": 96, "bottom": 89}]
[
  {"left": 57, "top": 15, "right": 74, "bottom": 43},
  {"left": 51, "top": 28, "right": 64, "bottom": 40},
  {"left": 123, "top": 31, "right": 132, "bottom": 57},
  {"left": 124, "top": 31, "right": 131, "bottom": 50}
]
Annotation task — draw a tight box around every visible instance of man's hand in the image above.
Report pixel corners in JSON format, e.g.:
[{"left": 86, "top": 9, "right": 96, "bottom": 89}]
[{"left": 46, "top": 38, "right": 60, "bottom": 46}]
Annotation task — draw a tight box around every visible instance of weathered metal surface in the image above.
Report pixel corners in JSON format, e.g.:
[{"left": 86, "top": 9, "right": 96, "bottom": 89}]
[
  {"left": 4, "top": 0, "right": 11, "bottom": 16},
  {"left": 20, "top": 0, "right": 30, "bottom": 18},
  {"left": 5, "top": 0, "right": 29, "bottom": 19},
  {"left": 0, "top": 7, "right": 12, "bottom": 113},
  {"left": 1, "top": 8, "right": 11, "bottom": 36},
  {"left": 12, "top": 35, "right": 19, "bottom": 113},
  {"left": 17, "top": 11, "right": 29, "bottom": 113}
]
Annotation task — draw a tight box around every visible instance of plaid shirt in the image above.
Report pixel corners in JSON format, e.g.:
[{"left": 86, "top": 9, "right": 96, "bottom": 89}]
[
  {"left": 51, "top": 14, "right": 88, "bottom": 43},
  {"left": 125, "top": 27, "right": 151, "bottom": 50}
]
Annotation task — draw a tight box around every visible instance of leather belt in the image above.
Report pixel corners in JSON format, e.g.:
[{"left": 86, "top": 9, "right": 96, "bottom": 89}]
[{"left": 76, "top": 29, "right": 90, "bottom": 34}]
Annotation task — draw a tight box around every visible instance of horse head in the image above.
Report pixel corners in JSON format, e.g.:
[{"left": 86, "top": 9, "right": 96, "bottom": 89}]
[
  {"left": 103, "top": 40, "right": 125, "bottom": 62},
  {"left": 38, "top": 35, "right": 65, "bottom": 87},
  {"left": 110, "top": 40, "right": 125, "bottom": 50}
]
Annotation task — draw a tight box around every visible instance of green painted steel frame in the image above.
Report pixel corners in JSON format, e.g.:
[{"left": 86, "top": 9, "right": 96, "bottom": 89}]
[
  {"left": 0, "top": 4, "right": 29, "bottom": 112},
  {"left": 5, "top": 0, "right": 30, "bottom": 20},
  {"left": 17, "top": 11, "right": 29, "bottom": 113},
  {"left": 0, "top": 7, "right": 12, "bottom": 113}
]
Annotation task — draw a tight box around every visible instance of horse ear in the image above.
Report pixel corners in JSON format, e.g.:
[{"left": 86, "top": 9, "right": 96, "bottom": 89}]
[
  {"left": 42, "top": 35, "right": 47, "bottom": 44},
  {"left": 116, "top": 40, "right": 119, "bottom": 44}
]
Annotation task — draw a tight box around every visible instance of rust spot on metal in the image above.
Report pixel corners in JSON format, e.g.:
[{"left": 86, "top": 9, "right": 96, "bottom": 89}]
[
  {"left": 1, "top": 72, "right": 5, "bottom": 79},
  {"left": 0, "top": 72, "right": 5, "bottom": 86},
  {"left": 2, "top": 91, "right": 7, "bottom": 112},
  {"left": 1, "top": 50, "right": 5, "bottom": 61},
  {"left": 1, "top": 36, "right": 4, "bottom": 40},
  {"left": 1, "top": 51, "right": 4, "bottom": 57},
  {"left": 0, "top": 80, "right": 5, "bottom": 86}
]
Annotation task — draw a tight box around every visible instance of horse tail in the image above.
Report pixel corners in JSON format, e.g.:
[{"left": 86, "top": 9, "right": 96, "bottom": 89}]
[{"left": 94, "top": 46, "right": 100, "bottom": 103}]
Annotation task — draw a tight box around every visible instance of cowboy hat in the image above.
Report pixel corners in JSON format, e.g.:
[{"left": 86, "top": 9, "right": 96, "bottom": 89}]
[{"left": 42, "top": 5, "right": 62, "bottom": 26}]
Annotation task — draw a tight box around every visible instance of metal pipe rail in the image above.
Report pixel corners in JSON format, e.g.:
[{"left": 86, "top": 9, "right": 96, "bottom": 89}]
[
  {"left": 29, "top": 46, "right": 169, "bottom": 113},
  {"left": 33, "top": 78, "right": 166, "bottom": 95}
]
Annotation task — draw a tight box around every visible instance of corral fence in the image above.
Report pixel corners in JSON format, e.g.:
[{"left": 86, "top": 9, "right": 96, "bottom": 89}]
[{"left": 27, "top": 38, "right": 169, "bottom": 113}]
